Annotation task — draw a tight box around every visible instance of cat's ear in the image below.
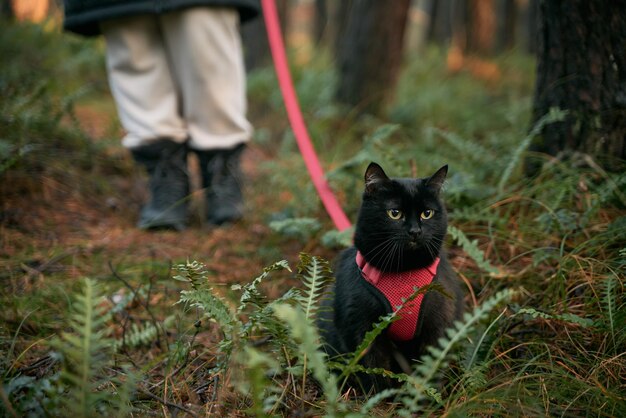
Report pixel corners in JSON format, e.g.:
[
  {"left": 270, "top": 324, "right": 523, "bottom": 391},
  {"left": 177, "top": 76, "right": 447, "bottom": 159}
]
[
  {"left": 426, "top": 164, "right": 448, "bottom": 193},
  {"left": 365, "top": 162, "right": 390, "bottom": 193}
]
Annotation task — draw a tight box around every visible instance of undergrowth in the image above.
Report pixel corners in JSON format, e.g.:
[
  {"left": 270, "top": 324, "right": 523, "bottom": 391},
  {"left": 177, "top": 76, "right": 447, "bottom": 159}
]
[{"left": 1, "top": 19, "right": 625, "bottom": 417}]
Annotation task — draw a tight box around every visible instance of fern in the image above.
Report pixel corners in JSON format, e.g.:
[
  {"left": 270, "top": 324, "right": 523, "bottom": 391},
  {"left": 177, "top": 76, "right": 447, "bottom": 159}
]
[
  {"left": 238, "top": 346, "right": 281, "bottom": 417},
  {"left": 515, "top": 307, "right": 593, "bottom": 327},
  {"left": 272, "top": 303, "right": 340, "bottom": 416},
  {"left": 399, "top": 288, "right": 517, "bottom": 409},
  {"left": 174, "top": 258, "right": 299, "bottom": 409},
  {"left": 334, "top": 311, "right": 396, "bottom": 385},
  {"left": 448, "top": 225, "right": 499, "bottom": 274},
  {"left": 178, "top": 286, "right": 240, "bottom": 373},
  {"left": 113, "top": 316, "right": 176, "bottom": 351},
  {"left": 51, "top": 278, "right": 125, "bottom": 416},
  {"left": 234, "top": 259, "right": 291, "bottom": 314},
  {"left": 294, "top": 253, "right": 334, "bottom": 322},
  {"left": 173, "top": 259, "right": 210, "bottom": 290}
]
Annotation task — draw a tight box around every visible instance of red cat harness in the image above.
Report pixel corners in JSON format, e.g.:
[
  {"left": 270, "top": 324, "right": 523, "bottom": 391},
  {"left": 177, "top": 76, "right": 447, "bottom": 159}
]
[{"left": 356, "top": 251, "right": 440, "bottom": 341}]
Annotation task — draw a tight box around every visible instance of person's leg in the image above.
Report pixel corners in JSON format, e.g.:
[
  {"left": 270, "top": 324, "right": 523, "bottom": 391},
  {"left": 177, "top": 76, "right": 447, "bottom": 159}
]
[
  {"left": 161, "top": 7, "right": 252, "bottom": 225},
  {"left": 101, "top": 16, "right": 189, "bottom": 230},
  {"left": 161, "top": 7, "right": 252, "bottom": 150}
]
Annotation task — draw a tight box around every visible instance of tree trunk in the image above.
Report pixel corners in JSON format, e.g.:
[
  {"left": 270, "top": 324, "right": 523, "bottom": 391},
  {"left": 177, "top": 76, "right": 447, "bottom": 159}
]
[
  {"left": 525, "top": 0, "right": 539, "bottom": 54},
  {"left": 1, "top": 0, "right": 14, "bottom": 19},
  {"left": 313, "top": 0, "right": 327, "bottom": 45},
  {"left": 333, "top": 0, "right": 353, "bottom": 60},
  {"left": 241, "top": 0, "right": 289, "bottom": 72},
  {"left": 466, "top": 0, "right": 496, "bottom": 55},
  {"left": 335, "top": 0, "right": 411, "bottom": 115},
  {"left": 426, "top": 0, "right": 453, "bottom": 45},
  {"left": 496, "top": 0, "right": 517, "bottom": 51},
  {"left": 526, "top": 0, "right": 626, "bottom": 174}
]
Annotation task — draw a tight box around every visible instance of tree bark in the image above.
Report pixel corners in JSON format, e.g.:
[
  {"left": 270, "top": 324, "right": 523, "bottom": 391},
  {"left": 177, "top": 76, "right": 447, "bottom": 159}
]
[
  {"left": 526, "top": 0, "right": 626, "bottom": 174},
  {"left": 335, "top": 0, "right": 411, "bottom": 115}
]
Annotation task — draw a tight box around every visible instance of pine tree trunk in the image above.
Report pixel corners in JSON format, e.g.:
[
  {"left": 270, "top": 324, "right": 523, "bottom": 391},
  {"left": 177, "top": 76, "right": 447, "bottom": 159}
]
[
  {"left": 526, "top": 0, "right": 626, "bottom": 174},
  {"left": 335, "top": 0, "right": 411, "bottom": 115},
  {"left": 466, "top": 0, "right": 496, "bottom": 55}
]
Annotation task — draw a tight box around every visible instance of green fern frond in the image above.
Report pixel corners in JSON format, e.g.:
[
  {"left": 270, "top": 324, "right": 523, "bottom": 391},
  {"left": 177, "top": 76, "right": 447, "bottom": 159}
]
[
  {"left": 402, "top": 288, "right": 516, "bottom": 407},
  {"left": 234, "top": 259, "right": 291, "bottom": 314},
  {"left": 173, "top": 260, "right": 210, "bottom": 290},
  {"left": 178, "top": 288, "right": 238, "bottom": 334},
  {"left": 238, "top": 346, "right": 281, "bottom": 417},
  {"left": 113, "top": 316, "right": 176, "bottom": 351},
  {"left": 51, "top": 278, "right": 114, "bottom": 416},
  {"left": 448, "top": 225, "right": 499, "bottom": 274},
  {"left": 515, "top": 307, "right": 593, "bottom": 327},
  {"left": 295, "top": 253, "right": 335, "bottom": 322},
  {"left": 272, "top": 303, "right": 340, "bottom": 415},
  {"left": 339, "top": 311, "right": 397, "bottom": 378}
]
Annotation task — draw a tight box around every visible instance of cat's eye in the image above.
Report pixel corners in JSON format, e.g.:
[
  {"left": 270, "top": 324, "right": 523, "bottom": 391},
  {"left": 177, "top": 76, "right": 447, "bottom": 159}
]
[
  {"left": 387, "top": 209, "right": 403, "bottom": 220},
  {"left": 420, "top": 209, "right": 435, "bottom": 220}
]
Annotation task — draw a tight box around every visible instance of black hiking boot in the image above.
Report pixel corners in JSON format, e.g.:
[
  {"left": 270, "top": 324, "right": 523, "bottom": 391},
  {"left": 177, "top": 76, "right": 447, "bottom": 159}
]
[
  {"left": 131, "top": 139, "right": 189, "bottom": 231},
  {"left": 196, "top": 144, "right": 245, "bottom": 226}
]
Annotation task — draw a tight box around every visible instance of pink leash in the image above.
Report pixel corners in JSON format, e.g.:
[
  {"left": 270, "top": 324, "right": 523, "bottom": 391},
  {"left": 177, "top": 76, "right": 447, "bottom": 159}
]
[{"left": 261, "top": 0, "right": 352, "bottom": 232}]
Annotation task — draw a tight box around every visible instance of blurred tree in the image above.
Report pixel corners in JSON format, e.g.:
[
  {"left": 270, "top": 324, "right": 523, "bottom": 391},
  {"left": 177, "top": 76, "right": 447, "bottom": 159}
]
[
  {"left": 1, "top": 0, "right": 13, "bottom": 19},
  {"left": 426, "top": 0, "right": 453, "bottom": 45},
  {"left": 242, "top": 0, "right": 289, "bottom": 72},
  {"left": 495, "top": 0, "right": 516, "bottom": 51},
  {"left": 466, "top": 0, "right": 496, "bottom": 55},
  {"left": 313, "top": 0, "right": 327, "bottom": 45},
  {"left": 335, "top": 0, "right": 411, "bottom": 115},
  {"left": 526, "top": 0, "right": 626, "bottom": 174}
]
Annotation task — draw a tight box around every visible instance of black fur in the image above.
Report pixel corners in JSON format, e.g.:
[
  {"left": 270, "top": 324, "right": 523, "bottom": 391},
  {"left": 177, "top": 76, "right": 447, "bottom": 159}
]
[{"left": 318, "top": 162, "right": 464, "bottom": 393}]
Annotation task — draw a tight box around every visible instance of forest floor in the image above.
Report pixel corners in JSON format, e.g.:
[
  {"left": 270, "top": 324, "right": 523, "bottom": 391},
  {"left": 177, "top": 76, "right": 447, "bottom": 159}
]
[{"left": 1, "top": 20, "right": 624, "bottom": 417}]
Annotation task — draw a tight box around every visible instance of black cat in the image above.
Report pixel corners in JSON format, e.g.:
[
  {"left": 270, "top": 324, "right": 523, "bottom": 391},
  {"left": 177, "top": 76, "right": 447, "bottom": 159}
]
[{"left": 318, "top": 162, "right": 464, "bottom": 393}]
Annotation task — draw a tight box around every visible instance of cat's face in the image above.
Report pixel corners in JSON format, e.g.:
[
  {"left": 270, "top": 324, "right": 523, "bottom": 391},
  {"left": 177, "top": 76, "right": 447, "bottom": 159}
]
[{"left": 354, "top": 162, "right": 448, "bottom": 271}]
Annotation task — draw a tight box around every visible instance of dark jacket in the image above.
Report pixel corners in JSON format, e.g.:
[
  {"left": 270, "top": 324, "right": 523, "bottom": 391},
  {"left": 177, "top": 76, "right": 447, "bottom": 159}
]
[{"left": 63, "top": 0, "right": 260, "bottom": 37}]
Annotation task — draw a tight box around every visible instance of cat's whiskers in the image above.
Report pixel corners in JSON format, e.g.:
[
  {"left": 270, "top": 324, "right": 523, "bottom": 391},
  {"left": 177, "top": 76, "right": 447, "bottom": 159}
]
[
  {"left": 364, "top": 237, "right": 398, "bottom": 269},
  {"left": 366, "top": 237, "right": 405, "bottom": 273},
  {"left": 382, "top": 241, "right": 401, "bottom": 273},
  {"left": 424, "top": 235, "right": 444, "bottom": 261}
]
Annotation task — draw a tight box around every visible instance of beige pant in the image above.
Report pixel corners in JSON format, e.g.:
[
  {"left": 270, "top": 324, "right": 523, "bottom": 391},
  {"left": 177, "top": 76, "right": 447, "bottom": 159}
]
[{"left": 101, "top": 8, "right": 252, "bottom": 150}]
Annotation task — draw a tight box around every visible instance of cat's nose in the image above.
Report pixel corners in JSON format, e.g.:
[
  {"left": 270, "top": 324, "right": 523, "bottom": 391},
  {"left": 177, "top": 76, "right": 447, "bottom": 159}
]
[{"left": 409, "top": 227, "right": 422, "bottom": 239}]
